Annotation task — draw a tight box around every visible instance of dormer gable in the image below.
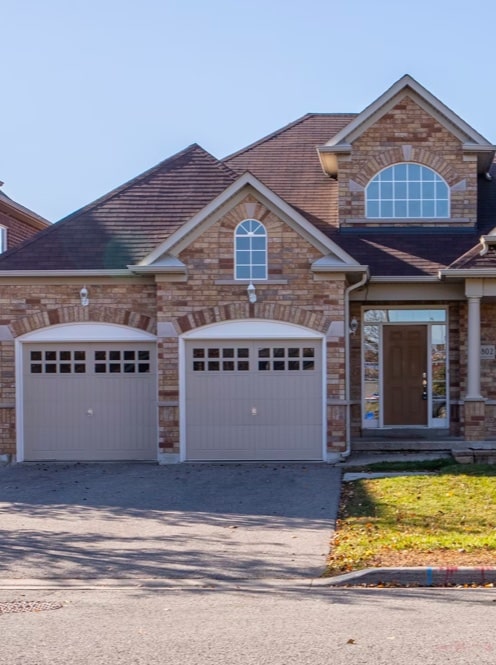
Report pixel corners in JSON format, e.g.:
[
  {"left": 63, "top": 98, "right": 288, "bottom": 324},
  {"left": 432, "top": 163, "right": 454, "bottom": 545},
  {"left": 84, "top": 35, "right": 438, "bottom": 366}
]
[
  {"left": 317, "top": 75, "right": 496, "bottom": 230},
  {"left": 318, "top": 74, "right": 495, "bottom": 178}
]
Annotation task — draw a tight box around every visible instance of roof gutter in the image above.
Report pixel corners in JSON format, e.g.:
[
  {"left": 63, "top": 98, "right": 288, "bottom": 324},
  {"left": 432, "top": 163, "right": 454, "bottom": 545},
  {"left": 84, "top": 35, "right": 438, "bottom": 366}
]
[
  {"left": 370, "top": 275, "right": 440, "bottom": 283},
  {"left": 0, "top": 269, "right": 134, "bottom": 277},
  {"left": 439, "top": 269, "right": 496, "bottom": 279}
]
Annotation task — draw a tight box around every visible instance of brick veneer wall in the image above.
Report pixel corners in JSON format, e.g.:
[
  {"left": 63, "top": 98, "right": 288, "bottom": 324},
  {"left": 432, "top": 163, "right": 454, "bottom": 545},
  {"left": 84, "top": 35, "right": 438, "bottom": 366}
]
[
  {"left": 0, "top": 197, "right": 349, "bottom": 459},
  {"left": 337, "top": 96, "right": 478, "bottom": 228},
  {"left": 157, "top": 195, "right": 348, "bottom": 455},
  {"left": 0, "top": 211, "right": 45, "bottom": 249}
]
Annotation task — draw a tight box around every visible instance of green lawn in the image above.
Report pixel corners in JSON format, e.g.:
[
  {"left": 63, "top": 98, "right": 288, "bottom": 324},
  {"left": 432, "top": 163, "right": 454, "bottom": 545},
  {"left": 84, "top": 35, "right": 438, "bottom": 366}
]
[{"left": 326, "top": 464, "right": 496, "bottom": 575}]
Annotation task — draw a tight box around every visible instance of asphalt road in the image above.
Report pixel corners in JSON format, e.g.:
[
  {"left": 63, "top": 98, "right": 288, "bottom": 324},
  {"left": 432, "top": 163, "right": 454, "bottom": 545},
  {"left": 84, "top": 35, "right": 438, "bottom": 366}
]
[{"left": 1, "top": 585, "right": 495, "bottom": 664}]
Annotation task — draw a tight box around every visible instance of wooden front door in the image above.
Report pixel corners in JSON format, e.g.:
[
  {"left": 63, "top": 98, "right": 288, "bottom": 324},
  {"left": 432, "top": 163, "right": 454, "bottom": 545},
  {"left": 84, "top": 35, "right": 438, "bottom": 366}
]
[{"left": 383, "top": 325, "right": 428, "bottom": 426}]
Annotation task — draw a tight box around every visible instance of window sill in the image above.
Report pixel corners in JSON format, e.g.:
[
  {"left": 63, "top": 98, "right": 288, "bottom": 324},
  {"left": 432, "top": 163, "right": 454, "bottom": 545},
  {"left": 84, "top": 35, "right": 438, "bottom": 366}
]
[{"left": 214, "top": 279, "right": 288, "bottom": 285}]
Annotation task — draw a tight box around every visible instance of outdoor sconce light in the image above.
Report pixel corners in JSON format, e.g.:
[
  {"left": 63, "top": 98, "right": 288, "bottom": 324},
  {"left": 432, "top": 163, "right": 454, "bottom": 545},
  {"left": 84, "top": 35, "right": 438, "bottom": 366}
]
[
  {"left": 80, "top": 286, "right": 89, "bottom": 307},
  {"left": 247, "top": 282, "right": 257, "bottom": 304},
  {"left": 349, "top": 317, "right": 359, "bottom": 335}
]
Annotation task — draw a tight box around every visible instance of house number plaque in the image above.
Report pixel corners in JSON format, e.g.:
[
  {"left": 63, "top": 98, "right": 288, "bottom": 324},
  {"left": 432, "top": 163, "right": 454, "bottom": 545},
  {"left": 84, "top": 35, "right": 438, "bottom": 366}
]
[{"left": 481, "top": 345, "right": 495, "bottom": 360}]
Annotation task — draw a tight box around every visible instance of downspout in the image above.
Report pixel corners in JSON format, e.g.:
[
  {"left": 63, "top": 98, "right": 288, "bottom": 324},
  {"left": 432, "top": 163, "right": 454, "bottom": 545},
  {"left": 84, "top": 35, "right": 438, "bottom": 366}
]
[{"left": 341, "top": 271, "right": 369, "bottom": 460}]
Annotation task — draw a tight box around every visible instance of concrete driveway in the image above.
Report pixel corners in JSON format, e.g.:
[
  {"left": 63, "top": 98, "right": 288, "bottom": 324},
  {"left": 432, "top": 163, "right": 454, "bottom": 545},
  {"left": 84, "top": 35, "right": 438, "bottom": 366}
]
[{"left": 0, "top": 463, "right": 341, "bottom": 581}]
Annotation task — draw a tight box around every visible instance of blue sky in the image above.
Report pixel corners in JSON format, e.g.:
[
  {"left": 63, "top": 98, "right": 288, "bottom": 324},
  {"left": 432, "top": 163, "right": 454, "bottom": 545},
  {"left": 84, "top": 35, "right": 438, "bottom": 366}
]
[{"left": 1, "top": 0, "right": 495, "bottom": 222}]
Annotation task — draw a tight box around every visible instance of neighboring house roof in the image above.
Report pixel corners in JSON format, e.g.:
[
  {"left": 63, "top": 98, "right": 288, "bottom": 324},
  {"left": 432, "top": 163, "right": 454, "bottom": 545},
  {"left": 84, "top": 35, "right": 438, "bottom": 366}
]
[
  {"left": 0, "top": 189, "right": 50, "bottom": 230},
  {"left": 0, "top": 145, "right": 238, "bottom": 270}
]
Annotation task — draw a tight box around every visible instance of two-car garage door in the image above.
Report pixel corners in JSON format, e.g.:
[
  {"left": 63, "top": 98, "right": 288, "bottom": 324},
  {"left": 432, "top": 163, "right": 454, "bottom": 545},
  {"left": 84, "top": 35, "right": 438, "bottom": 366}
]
[
  {"left": 185, "top": 339, "right": 323, "bottom": 461},
  {"left": 23, "top": 342, "right": 157, "bottom": 461},
  {"left": 20, "top": 326, "right": 324, "bottom": 462}
]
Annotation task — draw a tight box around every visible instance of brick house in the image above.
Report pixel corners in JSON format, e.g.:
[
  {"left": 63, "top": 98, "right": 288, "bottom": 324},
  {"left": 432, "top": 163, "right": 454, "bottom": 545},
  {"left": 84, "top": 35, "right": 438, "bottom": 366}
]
[
  {"left": 0, "top": 187, "right": 50, "bottom": 253},
  {"left": 1, "top": 74, "right": 495, "bottom": 463}
]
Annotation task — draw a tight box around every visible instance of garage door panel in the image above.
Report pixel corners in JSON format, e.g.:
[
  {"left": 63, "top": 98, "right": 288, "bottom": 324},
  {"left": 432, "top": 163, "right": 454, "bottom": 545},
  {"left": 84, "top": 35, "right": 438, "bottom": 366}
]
[
  {"left": 186, "top": 339, "right": 323, "bottom": 461},
  {"left": 23, "top": 342, "right": 157, "bottom": 461}
]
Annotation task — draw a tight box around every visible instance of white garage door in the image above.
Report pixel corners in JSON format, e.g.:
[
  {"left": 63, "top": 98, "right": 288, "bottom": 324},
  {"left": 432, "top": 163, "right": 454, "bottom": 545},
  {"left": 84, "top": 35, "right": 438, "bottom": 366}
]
[
  {"left": 23, "top": 342, "right": 157, "bottom": 461},
  {"left": 185, "top": 339, "right": 323, "bottom": 461}
]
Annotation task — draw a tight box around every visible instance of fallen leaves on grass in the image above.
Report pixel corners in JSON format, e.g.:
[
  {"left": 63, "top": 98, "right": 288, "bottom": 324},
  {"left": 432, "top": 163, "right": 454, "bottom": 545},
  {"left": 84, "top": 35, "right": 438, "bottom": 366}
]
[{"left": 326, "top": 464, "right": 496, "bottom": 575}]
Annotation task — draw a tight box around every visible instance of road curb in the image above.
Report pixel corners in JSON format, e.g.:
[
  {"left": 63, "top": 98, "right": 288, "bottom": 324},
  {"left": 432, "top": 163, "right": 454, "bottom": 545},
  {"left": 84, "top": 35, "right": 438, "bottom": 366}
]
[
  {"left": 317, "top": 566, "right": 496, "bottom": 587},
  {"left": 0, "top": 568, "right": 495, "bottom": 591}
]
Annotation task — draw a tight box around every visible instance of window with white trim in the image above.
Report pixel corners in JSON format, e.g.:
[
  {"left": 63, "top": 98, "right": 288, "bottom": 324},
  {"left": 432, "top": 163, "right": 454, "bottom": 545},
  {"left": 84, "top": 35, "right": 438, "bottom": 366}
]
[
  {"left": 235, "top": 219, "right": 267, "bottom": 280},
  {"left": 366, "top": 163, "right": 449, "bottom": 219},
  {"left": 0, "top": 226, "right": 7, "bottom": 253}
]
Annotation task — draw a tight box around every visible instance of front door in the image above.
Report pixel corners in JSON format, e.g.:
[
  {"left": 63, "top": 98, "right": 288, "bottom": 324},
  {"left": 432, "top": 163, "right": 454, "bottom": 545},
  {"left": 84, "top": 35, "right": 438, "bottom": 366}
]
[{"left": 383, "top": 325, "right": 427, "bottom": 426}]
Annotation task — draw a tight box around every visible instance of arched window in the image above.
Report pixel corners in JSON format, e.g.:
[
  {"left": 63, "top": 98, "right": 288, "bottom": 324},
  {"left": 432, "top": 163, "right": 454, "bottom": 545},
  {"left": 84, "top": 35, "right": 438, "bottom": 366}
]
[
  {"left": 235, "top": 219, "right": 267, "bottom": 280},
  {"left": 366, "top": 163, "right": 449, "bottom": 219}
]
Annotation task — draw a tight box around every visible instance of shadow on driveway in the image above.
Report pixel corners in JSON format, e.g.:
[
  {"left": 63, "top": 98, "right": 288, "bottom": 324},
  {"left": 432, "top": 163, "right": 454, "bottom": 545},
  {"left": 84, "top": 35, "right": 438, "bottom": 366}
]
[{"left": 0, "top": 463, "right": 341, "bottom": 580}]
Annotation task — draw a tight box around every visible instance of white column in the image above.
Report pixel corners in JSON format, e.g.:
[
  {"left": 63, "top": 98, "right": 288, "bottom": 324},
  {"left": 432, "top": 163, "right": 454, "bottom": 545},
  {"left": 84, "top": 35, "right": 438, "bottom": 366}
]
[{"left": 466, "top": 295, "right": 482, "bottom": 399}]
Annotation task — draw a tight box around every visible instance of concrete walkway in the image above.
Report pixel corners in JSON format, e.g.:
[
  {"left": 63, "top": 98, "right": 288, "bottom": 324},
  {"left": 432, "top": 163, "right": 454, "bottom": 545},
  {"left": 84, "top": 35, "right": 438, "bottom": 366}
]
[{"left": 0, "top": 463, "right": 341, "bottom": 581}]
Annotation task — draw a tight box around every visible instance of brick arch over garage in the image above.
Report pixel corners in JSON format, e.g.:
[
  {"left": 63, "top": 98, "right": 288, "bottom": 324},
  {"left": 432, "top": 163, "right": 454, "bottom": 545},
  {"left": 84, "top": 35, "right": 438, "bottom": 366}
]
[
  {"left": 10, "top": 305, "right": 156, "bottom": 339},
  {"left": 175, "top": 303, "right": 332, "bottom": 335},
  {"left": 356, "top": 148, "right": 461, "bottom": 187}
]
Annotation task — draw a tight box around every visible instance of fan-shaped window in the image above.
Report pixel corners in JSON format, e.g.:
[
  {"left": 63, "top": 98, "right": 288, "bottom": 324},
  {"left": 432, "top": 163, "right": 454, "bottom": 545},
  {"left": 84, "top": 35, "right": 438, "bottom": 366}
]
[
  {"left": 366, "top": 164, "right": 449, "bottom": 219},
  {"left": 235, "top": 219, "right": 267, "bottom": 280}
]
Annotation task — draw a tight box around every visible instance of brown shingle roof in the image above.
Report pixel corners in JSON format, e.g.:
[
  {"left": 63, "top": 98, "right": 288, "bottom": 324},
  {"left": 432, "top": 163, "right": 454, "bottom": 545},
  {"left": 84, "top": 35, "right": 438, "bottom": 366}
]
[
  {"left": 225, "top": 114, "right": 356, "bottom": 231},
  {"left": 0, "top": 145, "right": 238, "bottom": 270},
  {"left": 336, "top": 231, "right": 483, "bottom": 276},
  {"left": 226, "top": 117, "right": 496, "bottom": 277},
  {"left": 1, "top": 113, "right": 495, "bottom": 277}
]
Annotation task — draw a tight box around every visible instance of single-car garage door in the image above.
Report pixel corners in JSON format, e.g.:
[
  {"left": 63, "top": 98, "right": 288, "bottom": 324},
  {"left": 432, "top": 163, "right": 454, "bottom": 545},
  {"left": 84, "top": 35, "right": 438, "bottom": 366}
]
[
  {"left": 185, "top": 339, "right": 323, "bottom": 461},
  {"left": 23, "top": 342, "right": 157, "bottom": 461}
]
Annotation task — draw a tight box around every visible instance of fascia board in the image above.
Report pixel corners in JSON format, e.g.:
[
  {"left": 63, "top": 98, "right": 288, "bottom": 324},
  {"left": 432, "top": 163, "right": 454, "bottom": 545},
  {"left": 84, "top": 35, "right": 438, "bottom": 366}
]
[
  {"left": 0, "top": 197, "right": 50, "bottom": 229},
  {"left": 463, "top": 144, "right": 496, "bottom": 153},
  {"left": 318, "top": 144, "right": 352, "bottom": 154},
  {"left": 311, "top": 259, "right": 368, "bottom": 273},
  {"left": 129, "top": 264, "right": 187, "bottom": 275},
  {"left": 324, "top": 74, "right": 493, "bottom": 149},
  {"left": 370, "top": 275, "right": 440, "bottom": 282},
  {"left": 439, "top": 269, "right": 496, "bottom": 279},
  {"left": 140, "top": 172, "right": 360, "bottom": 267},
  {"left": 0, "top": 269, "right": 132, "bottom": 277}
]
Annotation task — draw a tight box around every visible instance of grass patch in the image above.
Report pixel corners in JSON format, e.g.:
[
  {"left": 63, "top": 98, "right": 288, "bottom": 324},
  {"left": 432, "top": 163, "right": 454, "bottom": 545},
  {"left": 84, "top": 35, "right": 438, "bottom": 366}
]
[{"left": 326, "top": 464, "right": 496, "bottom": 575}]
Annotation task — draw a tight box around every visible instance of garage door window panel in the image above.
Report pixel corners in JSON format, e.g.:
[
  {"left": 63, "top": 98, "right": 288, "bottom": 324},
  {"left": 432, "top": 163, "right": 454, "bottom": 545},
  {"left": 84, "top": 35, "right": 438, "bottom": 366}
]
[
  {"left": 192, "top": 347, "right": 250, "bottom": 372},
  {"left": 30, "top": 349, "right": 87, "bottom": 374},
  {"left": 93, "top": 349, "right": 150, "bottom": 374},
  {"left": 257, "top": 346, "right": 315, "bottom": 371}
]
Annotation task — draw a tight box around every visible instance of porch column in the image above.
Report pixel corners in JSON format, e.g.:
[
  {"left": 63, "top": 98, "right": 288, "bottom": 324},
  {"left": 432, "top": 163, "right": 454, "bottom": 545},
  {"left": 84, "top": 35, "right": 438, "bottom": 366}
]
[{"left": 466, "top": 295, "right": 482, "bottom": 400}]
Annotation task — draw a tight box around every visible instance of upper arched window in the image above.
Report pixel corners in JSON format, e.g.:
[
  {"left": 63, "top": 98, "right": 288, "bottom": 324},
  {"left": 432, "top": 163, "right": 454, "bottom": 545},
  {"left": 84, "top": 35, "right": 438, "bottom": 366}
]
[
  {"left": 235, "top": 219, "right": 267, "bottom": 280},
  {"left": 366, "top": 163, "right": 449, "bottom": 219}
]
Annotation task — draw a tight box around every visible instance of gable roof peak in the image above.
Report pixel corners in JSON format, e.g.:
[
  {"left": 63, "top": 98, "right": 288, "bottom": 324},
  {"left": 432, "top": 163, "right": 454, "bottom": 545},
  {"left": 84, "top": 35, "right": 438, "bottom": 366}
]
[{"left": 317, "top": 74, "right": 496, "bottom": 178}]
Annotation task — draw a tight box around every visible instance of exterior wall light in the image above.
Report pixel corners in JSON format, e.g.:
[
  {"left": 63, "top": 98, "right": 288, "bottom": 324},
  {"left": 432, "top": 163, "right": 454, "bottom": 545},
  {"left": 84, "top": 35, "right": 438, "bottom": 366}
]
[
  {"left": 247, "top": 282, "right": 257, "bottom": 304},
  {"left": 80, "top": 286, "right": 89, "bottom": 307},
  {"left": 349, "top": 317, "right": 359, "bottom": 335}
]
